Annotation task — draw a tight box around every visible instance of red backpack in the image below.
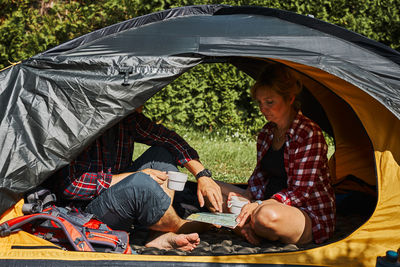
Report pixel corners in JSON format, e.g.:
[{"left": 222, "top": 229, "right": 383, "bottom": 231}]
[{"left": 0, "top": 188, "right": 133, "bottom": 254}]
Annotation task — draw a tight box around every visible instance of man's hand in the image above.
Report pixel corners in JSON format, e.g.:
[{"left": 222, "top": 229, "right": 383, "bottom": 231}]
[
  {"left": 140, "top": 168, "right": 168, "bottom": 184},
  {"left": 197, "top": 176, "right": 223, "bottom": 213},
  {"left": 182, "top": 160, "right": 223, "bottom": 213}
]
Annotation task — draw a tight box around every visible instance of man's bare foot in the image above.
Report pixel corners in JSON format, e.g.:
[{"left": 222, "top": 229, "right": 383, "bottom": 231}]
[{"left": 145, "top": 232, "right": 200, "bottom": 251}]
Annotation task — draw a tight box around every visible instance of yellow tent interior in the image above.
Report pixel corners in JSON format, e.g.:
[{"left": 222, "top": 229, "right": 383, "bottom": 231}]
[
  {"left": 1, "top": 5, "right": 400, "bottom": 267},
  {"left": 1, "top": 58, "right": 399, "bottom": 267}
]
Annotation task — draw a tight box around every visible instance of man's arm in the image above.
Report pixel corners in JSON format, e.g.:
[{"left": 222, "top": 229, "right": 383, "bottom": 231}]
[
  {"left": 130, "top": 112, "right": 199, "bottom": 166},
  {"left": 130, "top": 111, "right": 223, "bottom": 212},
  {"left": 183, "top": 160, "right": 223, "bottom": 212}
]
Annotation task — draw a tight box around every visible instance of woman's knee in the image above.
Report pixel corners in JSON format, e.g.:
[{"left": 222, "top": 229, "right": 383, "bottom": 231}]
[{"left": 251, "top": 205, "right": 280, "bottom": 231}]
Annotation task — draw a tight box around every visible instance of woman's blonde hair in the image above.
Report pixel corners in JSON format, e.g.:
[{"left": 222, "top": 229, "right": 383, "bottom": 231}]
[{"left": 250, "top": 64, "right": 303, "bottom": 110}]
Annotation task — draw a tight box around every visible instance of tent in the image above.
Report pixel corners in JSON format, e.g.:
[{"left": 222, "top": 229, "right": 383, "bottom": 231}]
[{"left": 1, "top": 4, "right": 400, "bottom": 266}]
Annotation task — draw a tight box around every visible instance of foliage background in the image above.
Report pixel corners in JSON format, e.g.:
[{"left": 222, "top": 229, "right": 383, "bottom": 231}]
[{"left": 1, "top": 0, "right": 399, "bottom": 137}]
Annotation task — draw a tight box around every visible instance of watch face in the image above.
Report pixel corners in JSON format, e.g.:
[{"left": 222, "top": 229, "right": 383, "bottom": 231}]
[
  {"left": 203, "top": 169, "right": 212, "bottom": 177},
  {"left": 197, "top": 169, "right": 212, "bottom": 178}
]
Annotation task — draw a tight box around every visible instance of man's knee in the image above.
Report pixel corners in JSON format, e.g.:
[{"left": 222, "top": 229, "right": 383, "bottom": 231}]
[
  {"left": 134, "top": 146, "right": 178, "bottom": 172},
  {"left": 125, "top": 171, "right": 160, "bottom": 191},
  {"left": 145, "top": 146, "right": 175, "bottom": 163},
  {"left": 116, "top": 172, "right": 171, "bottom": 226}
]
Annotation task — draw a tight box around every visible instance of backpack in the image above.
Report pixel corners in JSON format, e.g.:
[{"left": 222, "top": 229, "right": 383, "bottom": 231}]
[{"left": 0, "top": 188, "right": 133, "bottom": 254}]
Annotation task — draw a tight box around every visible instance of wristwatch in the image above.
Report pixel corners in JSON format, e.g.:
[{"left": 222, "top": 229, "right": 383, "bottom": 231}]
[
  {"left": 254, "top": 200, "right": 263, "bottom": 205},
  {"left": 195, "top": 169, "right": 212, "bottom": 180}
]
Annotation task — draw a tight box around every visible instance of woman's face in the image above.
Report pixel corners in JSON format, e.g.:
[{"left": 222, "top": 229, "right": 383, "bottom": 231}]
[{"left": 255, "top": 86, "right": 293, "bottom": 125}]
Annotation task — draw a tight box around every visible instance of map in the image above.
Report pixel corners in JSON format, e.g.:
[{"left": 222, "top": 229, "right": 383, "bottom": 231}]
[{"left": 186, "top": 212, "right": 239, "bottom": 228}]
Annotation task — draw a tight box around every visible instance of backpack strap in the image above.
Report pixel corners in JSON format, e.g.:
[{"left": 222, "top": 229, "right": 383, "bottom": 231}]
[
  {"left": 54, "top": 206, "right": 94, "bottom": 226},
  {"left": 23, "top": 188, "right": 57, "bottom": 214},
  {"left": 0, "top": 213, "right": 95, "bottom": 252},
  {"left": 13, "top": 188, "right": 133, "bottom": 254}
]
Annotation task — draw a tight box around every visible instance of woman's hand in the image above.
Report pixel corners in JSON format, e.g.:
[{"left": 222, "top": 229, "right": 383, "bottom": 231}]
[{"left": 236, "top": 202, "right": 259, "bottom": 228}]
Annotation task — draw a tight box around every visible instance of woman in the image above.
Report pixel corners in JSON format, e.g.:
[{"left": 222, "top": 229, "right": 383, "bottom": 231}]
[{"left": 217, "top": 64, "right": 335, "bottom": 245}]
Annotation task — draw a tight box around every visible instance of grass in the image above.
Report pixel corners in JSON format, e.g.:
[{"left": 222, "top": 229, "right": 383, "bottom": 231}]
[
  {"left": 132, "top": 128, "right": 256, "bottom": 184},
  {"left": 132, "top": 126, "right": 335, "bottom": 184}
]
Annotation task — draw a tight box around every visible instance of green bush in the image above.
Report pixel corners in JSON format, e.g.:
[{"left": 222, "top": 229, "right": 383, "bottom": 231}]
[
  {"left": 1, "top": 0, "right": 399, "bottom": 137},
  {"left": 0, "top": 0, "right": 168, "bottom": 69},
  {"left": 144, "top": 63, "right": 265, "bottom": 138},
  {"left": 2, "top": 0, "right": 399, "bottom": 70}
]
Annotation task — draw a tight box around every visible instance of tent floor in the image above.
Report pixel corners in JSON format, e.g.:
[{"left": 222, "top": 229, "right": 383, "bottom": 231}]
[{"left": 130, "top": 190, "right": 375, "bottom": 255}]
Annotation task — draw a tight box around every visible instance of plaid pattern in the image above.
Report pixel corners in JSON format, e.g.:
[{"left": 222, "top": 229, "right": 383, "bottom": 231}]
[
  {"left": 248, "top": 111, "right": 336, "bottom": 244},
  {"left": 58, "top": 112, "right": 199, "bottom": 201}
]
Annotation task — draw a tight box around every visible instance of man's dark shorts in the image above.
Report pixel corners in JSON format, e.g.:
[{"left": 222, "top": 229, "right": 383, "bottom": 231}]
[
  {"left": 86, "top": 172, "right": 170, "bottom": 231},
  {"left": 85, "top": 146, "right": 178, "bottom": 231}
]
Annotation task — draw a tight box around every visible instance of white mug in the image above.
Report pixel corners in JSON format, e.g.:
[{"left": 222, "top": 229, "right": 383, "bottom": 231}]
[
  {"left": 167, "top": 171, "right": 188, "bottom": 191},
  {"left": 227, "top": 195, "right": 249, "bottom": 215}
]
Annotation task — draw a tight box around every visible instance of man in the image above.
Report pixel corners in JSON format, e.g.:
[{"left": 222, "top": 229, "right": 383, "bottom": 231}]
[{"left": 50, "top": 106, "right": 223, "bottom": 250}]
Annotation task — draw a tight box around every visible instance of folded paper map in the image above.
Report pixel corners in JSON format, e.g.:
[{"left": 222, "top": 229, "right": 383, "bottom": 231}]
[{"left": 186, "top": 212, "right": 239, "bottom": 228}]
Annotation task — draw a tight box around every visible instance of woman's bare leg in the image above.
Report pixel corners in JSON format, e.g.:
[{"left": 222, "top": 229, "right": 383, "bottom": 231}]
[{"left": 250, "top": 201, "right": 313, "bottom": 244}]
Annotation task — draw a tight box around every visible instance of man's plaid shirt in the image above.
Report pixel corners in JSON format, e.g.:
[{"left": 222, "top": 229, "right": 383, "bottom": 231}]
[
  {"left": 54, "top": 112, "right": 199, "bottom": 201},
  {"left": 248, "top": 111, "right": 336, "bottom": 244}
]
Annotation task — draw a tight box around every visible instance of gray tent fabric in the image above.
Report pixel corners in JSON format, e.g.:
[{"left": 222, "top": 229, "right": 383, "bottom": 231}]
[
  {"left": 0, "top": 55, "right": 202, "bottom": 213},
  {"left": 1, "top": 5, "right": 400, "bottom": 215}
]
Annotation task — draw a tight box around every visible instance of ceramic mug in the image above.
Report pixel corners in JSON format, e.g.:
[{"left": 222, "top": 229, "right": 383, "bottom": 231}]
[
  {"left": 167, "top": 171, "right": 188, "bottom": 191},
  {"left": 227, "top": 195, "right": 249, "bottom": 215}
]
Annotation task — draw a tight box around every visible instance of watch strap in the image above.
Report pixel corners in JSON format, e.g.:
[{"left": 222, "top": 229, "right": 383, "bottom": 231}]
[{"left": 195, "top": 169, "right": 212, "bottom": 180}]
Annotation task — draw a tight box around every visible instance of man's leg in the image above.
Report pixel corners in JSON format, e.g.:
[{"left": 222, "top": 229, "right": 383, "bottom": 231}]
[
  {"left": 85, "top": 172, "right": 172, "bottom": 231},
  {"left": 129, "top": 146, "right": 179, "bottom": 173},
  {"left": 144, "top": 232, "right": 200, "bottom": 251},
  {"left": 86, "top": 146, "right": 208, "bottom": 233},
  {"left": 85, "top": 171, "right": 201, "bottom": 251},
  {"left": 130, "top": 146, "right": 211, "bottom": 233},
  {"left": 148, "top": 179, "right": 211, "bottom": 234}
]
